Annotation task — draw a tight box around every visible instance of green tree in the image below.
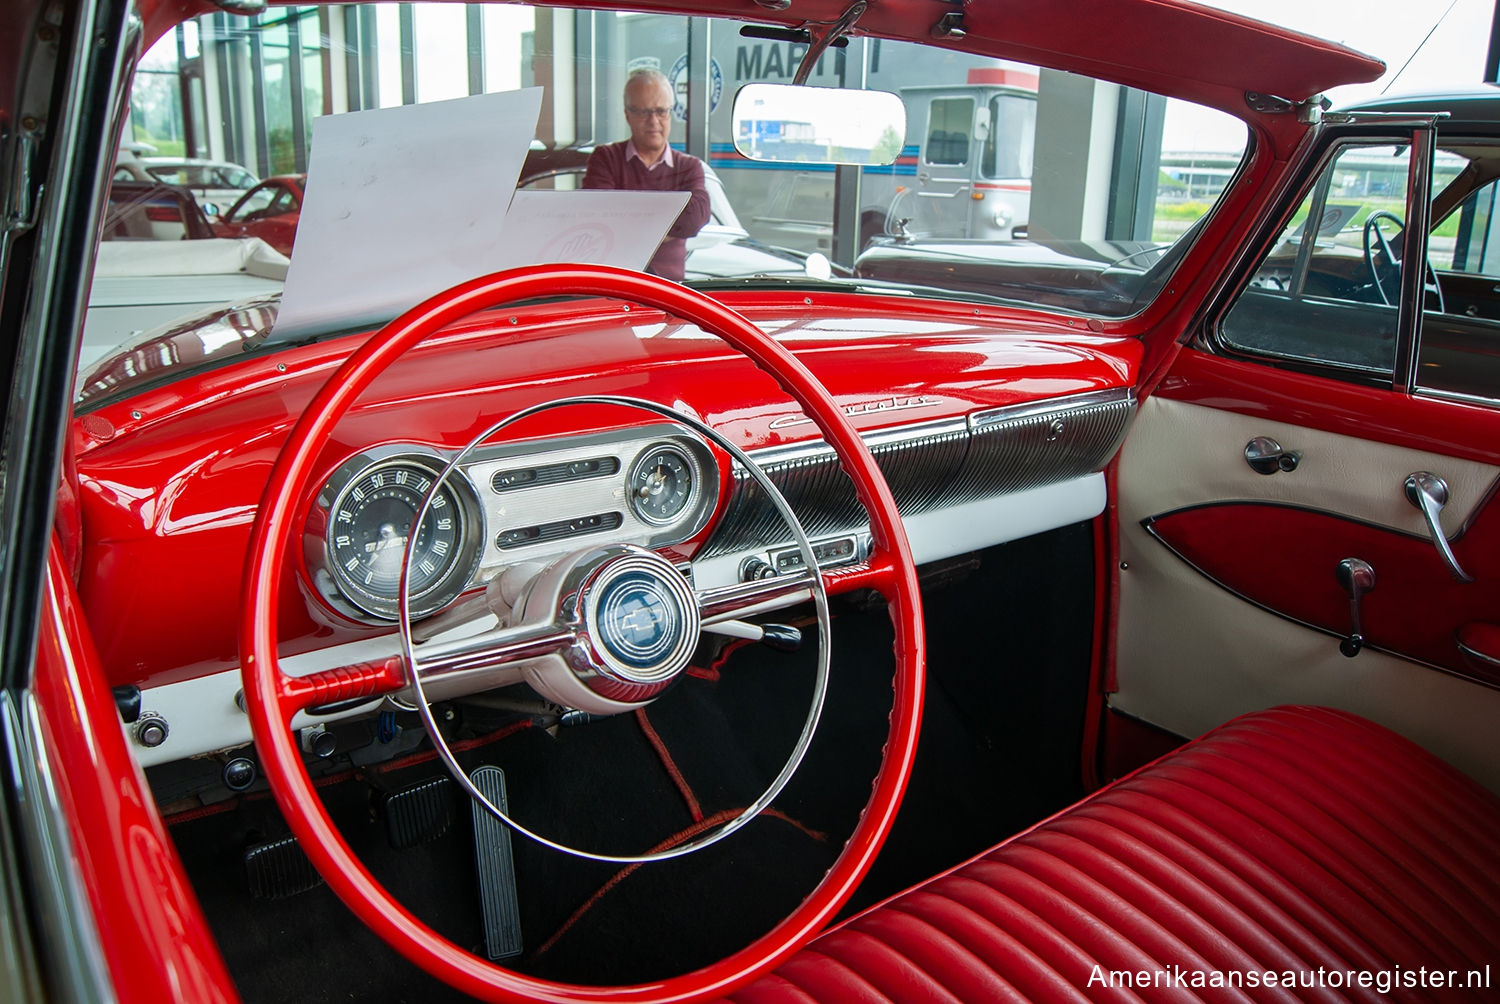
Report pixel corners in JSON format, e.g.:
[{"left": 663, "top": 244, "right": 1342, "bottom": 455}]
[{"left": 872, "top": 125, "right": 903, "bottom": 165}]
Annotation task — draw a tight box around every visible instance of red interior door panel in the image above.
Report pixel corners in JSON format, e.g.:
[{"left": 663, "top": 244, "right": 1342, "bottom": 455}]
[{"left": 1146, "top": 500, "right": 1500, "bottom": 687}]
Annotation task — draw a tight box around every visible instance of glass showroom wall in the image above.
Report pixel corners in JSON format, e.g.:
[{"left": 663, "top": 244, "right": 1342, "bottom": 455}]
[{"left": 121, "top": 5, "right": 1244, "bottom": 266}]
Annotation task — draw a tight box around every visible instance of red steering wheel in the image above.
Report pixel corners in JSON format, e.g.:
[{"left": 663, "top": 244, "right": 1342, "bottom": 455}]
[{"left": 239, "top": 264, "right": 925, "bottom": 1003}]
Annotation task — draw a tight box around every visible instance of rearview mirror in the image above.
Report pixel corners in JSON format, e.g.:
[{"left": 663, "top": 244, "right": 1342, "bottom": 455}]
[{"left": 731, "top": 83, "right": 906, "bottom": 166}]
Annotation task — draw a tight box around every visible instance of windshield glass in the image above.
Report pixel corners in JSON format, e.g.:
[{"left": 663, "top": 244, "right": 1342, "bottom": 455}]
[{"left": 81, "top": 2, "right": 1248, "bottom": 406}]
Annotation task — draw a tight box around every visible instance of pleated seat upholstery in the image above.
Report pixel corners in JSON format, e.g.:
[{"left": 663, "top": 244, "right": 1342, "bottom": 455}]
[{"left": 728, "top": 706, "right": 1500, "bottom": 1002}]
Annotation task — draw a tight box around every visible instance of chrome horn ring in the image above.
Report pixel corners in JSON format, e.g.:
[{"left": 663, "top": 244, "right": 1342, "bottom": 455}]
[{"left": 397, "top": 394, "right": 831, "bottom": 865}]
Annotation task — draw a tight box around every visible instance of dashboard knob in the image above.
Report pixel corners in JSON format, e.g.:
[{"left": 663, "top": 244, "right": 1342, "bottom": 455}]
[
  {"left": 135, "top": 715, "right": 169, "bottom": 748},
  {"left": 222, "top": 757, "right": 257, "bottom": 791},
  {"left": 739, "top": 557, "right": 776, "bottom": 582},
  {"left": 300, "top": 726, "right": 337, "bottom": 758}
]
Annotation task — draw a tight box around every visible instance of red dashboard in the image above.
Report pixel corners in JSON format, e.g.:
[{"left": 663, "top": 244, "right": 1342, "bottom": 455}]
[{"left": 71, "top": 292, "right": 1141, "bottom": 690}]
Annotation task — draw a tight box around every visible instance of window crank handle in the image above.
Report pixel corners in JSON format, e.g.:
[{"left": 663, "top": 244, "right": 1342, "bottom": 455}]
[
  {"left": 1403, "top": 472, "right": 1473, "bottom": 583},
  {"left": 1335, "top": 557, "right": 1375, "bottom": 658}
]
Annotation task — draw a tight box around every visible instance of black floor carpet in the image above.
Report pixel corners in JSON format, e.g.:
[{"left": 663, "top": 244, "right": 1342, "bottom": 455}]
[{"left": 164, "top": 524, "right": 1094, "bottom": 1001}]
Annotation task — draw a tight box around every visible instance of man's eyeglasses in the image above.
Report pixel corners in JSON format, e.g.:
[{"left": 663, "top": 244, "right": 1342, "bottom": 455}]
[{"left": 626, "top": 106, "right": 672, "bottom": 119}]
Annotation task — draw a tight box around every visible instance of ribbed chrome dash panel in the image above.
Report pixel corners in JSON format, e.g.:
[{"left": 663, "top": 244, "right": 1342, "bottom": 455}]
[
  {"left": 937, "top": 388, "right": 1134, "bottom": 506},
  {"left": 699, "top": 389, "right": 1133, "bottom": 559},
  {"left": 702, "top": 420, "right": 969, "bottom": 557}
]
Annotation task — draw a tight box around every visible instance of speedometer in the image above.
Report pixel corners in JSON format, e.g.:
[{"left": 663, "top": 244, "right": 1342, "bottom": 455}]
[{"left": 315, "top": 456, "right": 481, "bottom": 620}]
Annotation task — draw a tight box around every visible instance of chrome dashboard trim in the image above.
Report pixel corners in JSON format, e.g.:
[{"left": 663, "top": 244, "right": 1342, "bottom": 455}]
[
  {"left": 701, "top": 388, "right": 1133, "bottom": 559},
  {"left": 944, "top": 386, "right": 1134, "bottom": 504},
  {"left": 307, "top": 424, "right": 719, "bottom": 624}
]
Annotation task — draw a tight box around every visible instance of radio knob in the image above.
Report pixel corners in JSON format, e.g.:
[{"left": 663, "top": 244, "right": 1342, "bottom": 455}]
[{"left": 739, "top": 557, "right": 776, "bottom": 582}]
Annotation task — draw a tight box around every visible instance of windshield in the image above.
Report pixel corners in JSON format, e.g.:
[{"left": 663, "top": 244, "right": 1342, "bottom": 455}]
[{"left": 81, "top": 3, "right": 1248, "bottom": 405}]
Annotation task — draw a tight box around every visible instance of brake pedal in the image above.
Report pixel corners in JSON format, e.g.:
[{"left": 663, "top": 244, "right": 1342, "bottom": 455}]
[
  {"left": 469, "top": 766, "right": 523, "bottom": 960},
  {"left": 382, "top": 775, "right": 459, "bottom": 848},
  {"left": 244, "top": 834, "right": 323, "bottom": 899}
]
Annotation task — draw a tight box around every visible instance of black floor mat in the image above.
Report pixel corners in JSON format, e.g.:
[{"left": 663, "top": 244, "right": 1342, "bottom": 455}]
[{"left": 164, "top": 525, "right": 1094, "bottom": 1000}]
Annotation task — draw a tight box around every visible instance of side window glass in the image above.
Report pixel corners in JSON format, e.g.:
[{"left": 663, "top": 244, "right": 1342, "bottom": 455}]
[
  {"left": 1220, "top": 142, "right": 1412, "bottom": 377},
  {"left": 232, "top": 185, "right": 277, "bottom": 220},
  {"left": 925, "top": 97, "right": 973, "bottom": 166},
  {"left": 1417, "top": 144, "right": 1500, "bottom": 401}
]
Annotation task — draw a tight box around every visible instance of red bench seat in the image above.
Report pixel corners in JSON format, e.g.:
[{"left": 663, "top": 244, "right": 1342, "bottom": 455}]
[{"left": 728, "top": 706, "right": 1500, "bottom": 1002}]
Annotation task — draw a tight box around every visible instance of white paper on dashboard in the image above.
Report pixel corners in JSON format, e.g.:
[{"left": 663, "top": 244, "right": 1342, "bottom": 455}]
[
  {"left": 273, "top": 88, "right": 543, "bottom": 341},
  {"left": 498, "top": 189, "right": 689, "bottom": 269}
]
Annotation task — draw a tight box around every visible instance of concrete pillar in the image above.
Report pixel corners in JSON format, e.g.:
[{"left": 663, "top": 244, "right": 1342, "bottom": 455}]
[{"left": 1028, "top": 68, "right": 1119, "bottom": 241}]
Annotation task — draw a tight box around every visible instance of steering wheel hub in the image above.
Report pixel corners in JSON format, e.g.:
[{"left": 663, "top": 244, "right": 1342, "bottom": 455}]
[{"left": 577, "top": 548, "right": 699, "bottom": 692}]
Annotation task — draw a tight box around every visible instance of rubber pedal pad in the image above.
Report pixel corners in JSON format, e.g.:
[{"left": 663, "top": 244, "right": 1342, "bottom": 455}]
[
  {"left": 243, "top": 834, "right": 324, "bottom": 899},
  {"left": 383, "top": 775, "right": 460, "bottom": 849},
  {"left": 469, "top": 765, "right": 523, "bottom": 960}
]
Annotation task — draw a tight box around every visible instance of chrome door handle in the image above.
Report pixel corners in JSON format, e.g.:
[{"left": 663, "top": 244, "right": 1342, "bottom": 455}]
[
  {"left": 1244, "top": 437, "right": 1300, "bottom": 475},
  {"left": 1404, "top": 472, "right": 1473, "bottom": 583},
  {"left": 1335, "top": 557, "right": 1375, "bottom": 657}
]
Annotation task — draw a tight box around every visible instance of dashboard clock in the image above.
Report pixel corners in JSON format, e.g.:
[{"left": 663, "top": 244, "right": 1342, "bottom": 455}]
[{"left": 627, "top": 444, "right": 697, "bottom": 527}]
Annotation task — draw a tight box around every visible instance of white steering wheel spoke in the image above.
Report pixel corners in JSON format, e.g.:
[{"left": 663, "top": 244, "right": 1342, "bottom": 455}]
[
  {"left": 696, "top": 570, "right": 817, "bottom": 626},
  {"left": 406, "top": 620, "right": 575, "bottom": 704}
]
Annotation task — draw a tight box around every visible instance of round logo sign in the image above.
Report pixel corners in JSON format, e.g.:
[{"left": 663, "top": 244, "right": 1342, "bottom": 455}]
[
  {"left": 668, "top": 54, "right": 722, "bottom": 123},
  {"left": 595, "top": 570, "right": 682, "bottom": 670}
]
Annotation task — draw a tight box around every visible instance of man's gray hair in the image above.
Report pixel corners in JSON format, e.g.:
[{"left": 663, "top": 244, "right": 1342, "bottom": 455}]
[{"left": 624, "top": 67, "right": 671, "bottom": 101}]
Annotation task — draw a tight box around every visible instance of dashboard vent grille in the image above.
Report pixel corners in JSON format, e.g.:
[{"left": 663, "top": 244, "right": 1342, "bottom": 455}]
[
  {"left": 700, "top": 388, "right": 1132, "bottom": 558},
  {"left": 702, "top": 421, "right": 968, "bottom": 556},
  {"left": 496, "top": 511, "right": 624, "bottom": 550},
  {"left": 491, "top": 456, "right": 620, "bottom": 493}
]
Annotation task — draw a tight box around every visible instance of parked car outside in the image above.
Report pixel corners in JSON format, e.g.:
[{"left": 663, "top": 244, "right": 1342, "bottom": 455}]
[
  {"left": 141, "top": 156, "right": 261, "bottom": 214},
  {"left": 4, "top": 3, "right": 1500, "bottom": 1004},
  {"left": 211, "top": 173, "right": 306, "bottom": 256},
  {"left": 102, "top": 179, "right": 216, "bottom": 241}
]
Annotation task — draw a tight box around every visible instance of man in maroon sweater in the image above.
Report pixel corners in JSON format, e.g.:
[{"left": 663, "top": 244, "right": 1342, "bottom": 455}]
[{"left": 583, "top": 68, "right": 711, "bottom": 281}]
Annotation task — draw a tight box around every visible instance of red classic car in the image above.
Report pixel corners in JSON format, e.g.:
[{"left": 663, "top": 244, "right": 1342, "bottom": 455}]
[
  {"left": 210, "top": 174, "right": 306, "bottom": 257},
  {"left": 3, "top": 0, "right": 1499, "bottom": 1003}
]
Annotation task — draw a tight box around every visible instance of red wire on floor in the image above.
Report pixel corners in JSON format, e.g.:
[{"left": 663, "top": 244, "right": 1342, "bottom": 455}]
[
  {"left": 684, "top": 636, "right": 753, "bottom": 681},
  {"left": 531, "top": 806, "right": 828, "bottom": 959},
  {"left": 635, "top": 707, "right": 704, "bottom": 822}
]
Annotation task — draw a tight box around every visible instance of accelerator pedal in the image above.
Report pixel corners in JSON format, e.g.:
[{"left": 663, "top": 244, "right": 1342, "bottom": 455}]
[
  {"left": 244, "top": 834, "right": 324, "bottom": 899},
  {"left": 382, "top": 775, "right": 460, "bottom": 848},
  {"left": 469, "top": 765, "right": 523, "bottom": 960}
]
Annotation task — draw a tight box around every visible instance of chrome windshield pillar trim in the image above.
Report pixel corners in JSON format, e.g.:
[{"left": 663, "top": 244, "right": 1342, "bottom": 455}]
[{"left": 5, "top": 693, "right": 115, "bottom": 1004}]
